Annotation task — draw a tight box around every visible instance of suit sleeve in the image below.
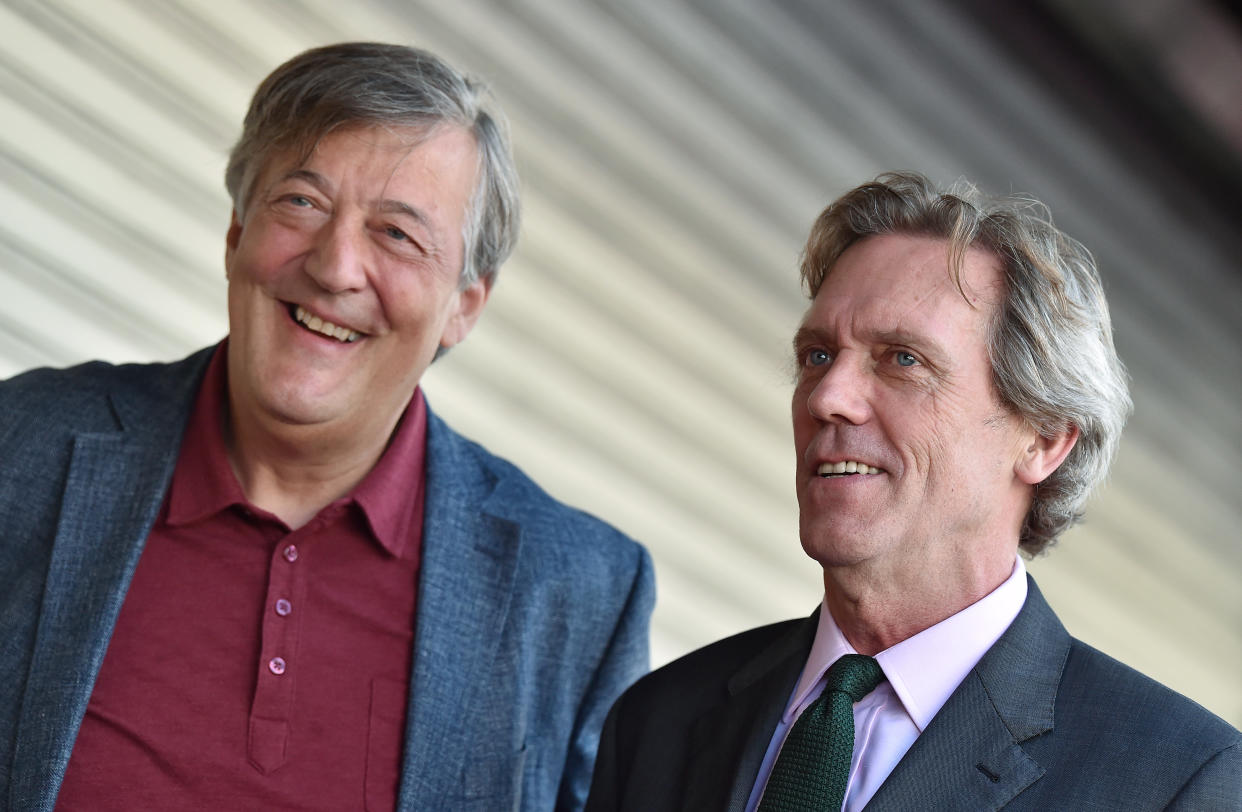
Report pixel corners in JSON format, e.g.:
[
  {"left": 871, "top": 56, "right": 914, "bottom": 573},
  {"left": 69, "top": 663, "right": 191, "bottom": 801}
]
[
  {"left": 1166, "top": 742, "right": 1242, "bottom": 811},
  {"left": 558, "top": 545, "right": 655, "bottom": 812}
]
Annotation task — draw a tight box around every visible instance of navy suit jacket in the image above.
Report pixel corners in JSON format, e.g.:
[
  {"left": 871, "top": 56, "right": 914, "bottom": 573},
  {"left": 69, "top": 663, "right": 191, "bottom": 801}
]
[
  {"left": 587, "top": 579, "right": 1241, "bottom": 811},
  {"left": 0, "top": 347, "right": 655, "bottom": 811}
]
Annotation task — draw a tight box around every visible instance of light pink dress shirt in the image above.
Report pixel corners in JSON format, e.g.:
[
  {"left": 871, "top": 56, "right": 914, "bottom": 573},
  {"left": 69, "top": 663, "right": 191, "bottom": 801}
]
[{"left": 746, "top": 557, "right": 1028, "bottom": 812}]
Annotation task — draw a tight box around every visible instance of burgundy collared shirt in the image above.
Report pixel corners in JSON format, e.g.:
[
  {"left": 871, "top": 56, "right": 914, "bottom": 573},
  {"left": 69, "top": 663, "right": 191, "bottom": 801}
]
[{"left": 57, "top": 344, "right": 427, "bottom": 811}]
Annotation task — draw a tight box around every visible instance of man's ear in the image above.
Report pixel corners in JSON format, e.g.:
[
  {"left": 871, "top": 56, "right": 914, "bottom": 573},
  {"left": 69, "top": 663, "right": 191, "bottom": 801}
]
[
  {"left": 439, "top": 274, "right": 494, "bottom": 349},
  {"left": 224, "top": 209, "right": 243, "bottom": 277},
  {"left": 1016, "top": 424, "right": 1080, "bottom": 485}
]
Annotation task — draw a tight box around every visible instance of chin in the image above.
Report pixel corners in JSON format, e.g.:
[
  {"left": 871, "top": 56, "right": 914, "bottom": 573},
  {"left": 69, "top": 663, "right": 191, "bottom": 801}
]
[
  {"left": 264, "top": 399, "right": 340, "bottom": 427},
  {"left": 798, "top": 518, "right": 884, "bottom": 570},
  {"left": 254, "top": 380, "right": 350, "bottom": 426}
]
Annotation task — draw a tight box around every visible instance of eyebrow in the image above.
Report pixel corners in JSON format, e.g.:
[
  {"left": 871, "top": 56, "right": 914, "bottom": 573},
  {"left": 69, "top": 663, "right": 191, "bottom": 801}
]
[
  {"left": 280, "top": 168, "right": 329, "bottom": 192},
  {"left": 378, "top": 198, "right": 432, "bottom": 229},
  {"left": 792, "top": 326, "right": 827, "bottom": 351},
  {"left": 871, "top": 328, "right": 946, "bottom": 356}
]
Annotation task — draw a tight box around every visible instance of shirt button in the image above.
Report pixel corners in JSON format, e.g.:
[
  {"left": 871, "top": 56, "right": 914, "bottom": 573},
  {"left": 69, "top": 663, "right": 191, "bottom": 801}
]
[
  {"left": 282, "top": 545, "right": 299, "bottom": 563},
  {"left": 275, "top": 599, "right": 292, "bottom": 617},
  {"left": 268, "top": 657, "right": 287, "bottom": 676}
]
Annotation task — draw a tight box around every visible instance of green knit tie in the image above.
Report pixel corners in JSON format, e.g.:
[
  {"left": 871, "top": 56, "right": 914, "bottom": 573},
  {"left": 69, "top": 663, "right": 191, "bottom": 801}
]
[{"left": 758, "top": 654, "right": 886, "bottom": 812}]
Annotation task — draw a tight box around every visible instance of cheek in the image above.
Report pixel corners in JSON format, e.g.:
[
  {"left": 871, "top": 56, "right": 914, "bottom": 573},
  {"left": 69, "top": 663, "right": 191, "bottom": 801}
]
[
  {"left": 380, "top": 280, "right": 453, "bottom": 342},
  {"left": 885, "top": 392, "right": 959, "bottom": 479},
  {"left": 233, "top": 222, "right": 307, "bottom": 282}
]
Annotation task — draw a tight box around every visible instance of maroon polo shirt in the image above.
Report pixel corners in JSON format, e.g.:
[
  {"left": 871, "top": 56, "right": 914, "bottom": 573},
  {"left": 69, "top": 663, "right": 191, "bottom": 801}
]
[{"left": 57, "top": 344, "right": 427, "bottom": 811}]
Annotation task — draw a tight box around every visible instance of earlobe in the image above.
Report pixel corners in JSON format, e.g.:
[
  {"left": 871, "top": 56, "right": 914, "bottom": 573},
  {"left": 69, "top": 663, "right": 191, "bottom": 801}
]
[
  {"left": 1016, "top": 425, "right": 1080, "bottom": 485},
  {"left": 439, "top": 275, "right": 493, "bottom": 349},
  {"left": 224, "top": 210, "right": 243, "bottom": 276}
]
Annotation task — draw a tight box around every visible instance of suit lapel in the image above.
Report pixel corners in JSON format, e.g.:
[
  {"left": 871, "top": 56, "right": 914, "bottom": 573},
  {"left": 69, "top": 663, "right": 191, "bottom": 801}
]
[
  {"left": 865, "top": 578, "right": 1070, "bottom": 810},
  {"left": 862, "top": 672, "right": 1045, "bottom": 809},
  {"left": 397, "top": 409, "right": 523, "bottom": 808},
  {"left": 683, "top": 613, "right": 819, "bottom": 812},
  {"left": 9, "top": 356, "right": 206, "bottom": 811}
]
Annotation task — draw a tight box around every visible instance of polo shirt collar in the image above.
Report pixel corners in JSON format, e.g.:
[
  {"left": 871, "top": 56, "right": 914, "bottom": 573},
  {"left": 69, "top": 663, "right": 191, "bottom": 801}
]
[{"left": 166, "top": 341, "right": 427, "bottom": 559}]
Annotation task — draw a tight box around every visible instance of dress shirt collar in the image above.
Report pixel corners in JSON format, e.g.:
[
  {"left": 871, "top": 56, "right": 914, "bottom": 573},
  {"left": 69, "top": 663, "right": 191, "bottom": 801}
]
[
  {"left": 166, "top": 340, "right": 428, "bottom": 559},
  {"left": 788, "top": 556, "right": 1028, "bottom": 730}
]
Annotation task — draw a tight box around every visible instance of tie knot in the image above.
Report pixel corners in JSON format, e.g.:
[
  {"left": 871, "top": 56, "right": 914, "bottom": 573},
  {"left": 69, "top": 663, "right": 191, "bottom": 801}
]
[{"left": 824, "top": 654, "right": 885, "bottom": 702}]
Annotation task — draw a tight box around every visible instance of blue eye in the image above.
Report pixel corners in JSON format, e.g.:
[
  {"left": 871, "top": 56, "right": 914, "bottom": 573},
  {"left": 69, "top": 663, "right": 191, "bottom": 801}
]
[
  {"left": 806, "top": 349, "right": 831, "bottom": 367},
  {"left": 385, "top": 226, "right": 409, "bottom": 241},
  {"left": 288, "top": 195, "right": 312, "bottom": 207},
  {"left": 895, "top": 351, "right": 918, "bottom": 367}
]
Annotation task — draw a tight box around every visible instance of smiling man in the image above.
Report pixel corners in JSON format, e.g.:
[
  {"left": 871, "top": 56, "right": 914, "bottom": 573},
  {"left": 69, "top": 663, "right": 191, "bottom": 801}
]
[
  {"left": 586, "top": 172, "right": 1240, "bottom": 811},
  {"left": 0, "top": 43, "right": 652, "bottom": 811}
]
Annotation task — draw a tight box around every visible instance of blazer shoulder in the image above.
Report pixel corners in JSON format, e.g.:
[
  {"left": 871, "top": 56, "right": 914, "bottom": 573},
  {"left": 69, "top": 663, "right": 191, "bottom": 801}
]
[
  {"left": 1061, "top": 636, "right": 1241, "bottom": 751},
  {"left": 623, "top": 617, "right": 809, "bottom": 710},
  {"left": 0, "top": 347, "right": 213, "bottom": 438},
  {"left": 1001, "top": 635, "right": 1242, "bottom": 808},
  {"left": 427, "top": 409, "right": 646, "bottom": 565},
  {"left": 2, "top": 359, "right": 123, "bottom": 434}
]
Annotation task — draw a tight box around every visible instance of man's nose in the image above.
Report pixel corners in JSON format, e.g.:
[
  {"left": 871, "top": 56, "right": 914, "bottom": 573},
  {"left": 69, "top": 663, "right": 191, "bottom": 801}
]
[
  {"left": 305, "top": 217, "right": 369, "bottom": 293},
  {"left": 805, "top": 353, "right": 871, "bottom": 426}
]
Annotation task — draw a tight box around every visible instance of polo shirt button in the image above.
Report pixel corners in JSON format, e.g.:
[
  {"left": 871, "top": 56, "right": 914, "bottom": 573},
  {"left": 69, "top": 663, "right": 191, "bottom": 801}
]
[
  {"left": 282, "top": 545, "right": 299, "bottom": 563},
  {"left": 268, "top": 657, "right": 287, "bottom": 675},
  {"left": 275, "top": 599, "right": 292, "bottom": 617}
]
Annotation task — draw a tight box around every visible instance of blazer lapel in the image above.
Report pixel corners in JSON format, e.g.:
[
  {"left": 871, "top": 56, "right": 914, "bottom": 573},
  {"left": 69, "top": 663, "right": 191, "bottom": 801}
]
[
  {"left": 865, "top": 578, "right": 1070, "bottom": 810},
  {"left": 683, "top": 612, "right": 819, "bottom": 812},
  {"left": 9, "top": 359, "right": 204, "bottom": 811},
  {"left": 397, "top": 409, "right": 523, "bottom": 808}
]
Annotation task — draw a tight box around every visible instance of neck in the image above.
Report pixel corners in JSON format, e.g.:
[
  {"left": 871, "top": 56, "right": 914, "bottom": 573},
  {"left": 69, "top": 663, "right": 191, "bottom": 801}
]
[
  {"left": 225, "top": 398, "right": 409, "bottom": 530},
  {"left": 822, "top": 548, "right": 1016, "bottom": 655}
]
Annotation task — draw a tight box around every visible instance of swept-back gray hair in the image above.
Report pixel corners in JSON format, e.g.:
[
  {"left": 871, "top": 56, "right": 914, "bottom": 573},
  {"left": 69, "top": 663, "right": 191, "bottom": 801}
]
[
  {"left": 225, "top": 41, "right": 519, "bottom": 287},
  {"left": 801, "top": 171, "right": 1132, "bottom": 555}
]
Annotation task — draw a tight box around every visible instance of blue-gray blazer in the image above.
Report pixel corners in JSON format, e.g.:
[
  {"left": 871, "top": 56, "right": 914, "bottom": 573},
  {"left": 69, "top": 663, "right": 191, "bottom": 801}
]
[
  {"left": 588, "top": 580, "right": 1241, "bottom": 811},
  {"left": 0, "top": 347, "right": 655, "bottom": 811}
]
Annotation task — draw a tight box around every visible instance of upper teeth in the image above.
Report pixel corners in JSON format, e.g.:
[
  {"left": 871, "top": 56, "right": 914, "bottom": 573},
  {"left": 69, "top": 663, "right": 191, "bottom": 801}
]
[
  {"left": 817, "top": 461, "right": 882, "bottom": 475},
  {"left": 295, "top": 306, "right": 360, "bottom": 343}
]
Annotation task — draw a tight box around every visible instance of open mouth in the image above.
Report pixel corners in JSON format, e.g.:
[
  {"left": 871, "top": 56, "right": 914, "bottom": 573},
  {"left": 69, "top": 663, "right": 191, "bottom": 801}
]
[
  {"left": 290, "top": 304, "right": 362, "bottom": 343},
  {"left": 817, "top": 461, "right": 883, "bottom": 477}
]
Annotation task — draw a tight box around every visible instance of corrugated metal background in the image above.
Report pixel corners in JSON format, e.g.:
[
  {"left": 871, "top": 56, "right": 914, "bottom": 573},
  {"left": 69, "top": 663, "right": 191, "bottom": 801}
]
[{"left": 2, "top": 0, "right": 1239, "bottom": 725}]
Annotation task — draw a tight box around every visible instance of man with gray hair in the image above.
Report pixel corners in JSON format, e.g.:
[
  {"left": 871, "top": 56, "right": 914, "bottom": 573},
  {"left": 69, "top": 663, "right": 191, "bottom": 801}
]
[
  {"left": 587, "top": 171, "right": 1240, "bottom": 810},
  {"left": 0, "top": 42, "right": 652, "bottom": 810}
]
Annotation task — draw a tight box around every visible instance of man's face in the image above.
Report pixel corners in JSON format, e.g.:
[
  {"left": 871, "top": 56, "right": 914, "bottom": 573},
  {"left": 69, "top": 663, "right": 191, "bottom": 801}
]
[
  {"left": 224, "top": 124, "right": 487, "bottom": 434},
  {"left": 792, "top": 233, "right": 1038, "bottom": 581}
]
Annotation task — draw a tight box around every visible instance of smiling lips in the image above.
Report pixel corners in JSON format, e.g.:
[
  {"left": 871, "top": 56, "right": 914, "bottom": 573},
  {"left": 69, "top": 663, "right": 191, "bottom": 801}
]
[
  {"left": 293, "top": 305, "right": 362, "bottom": 343},
  {"left": 817, "top": 460, "right": 884, "bottom": 477}
]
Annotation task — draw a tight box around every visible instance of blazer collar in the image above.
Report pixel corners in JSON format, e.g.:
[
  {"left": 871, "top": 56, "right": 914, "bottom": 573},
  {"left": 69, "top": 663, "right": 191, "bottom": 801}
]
[
  {"left": 864, "top": 576, "right": 1070, "bottom": 809},
  {"left": 9, "top": 348, "right": 213, "bottom": 812}
]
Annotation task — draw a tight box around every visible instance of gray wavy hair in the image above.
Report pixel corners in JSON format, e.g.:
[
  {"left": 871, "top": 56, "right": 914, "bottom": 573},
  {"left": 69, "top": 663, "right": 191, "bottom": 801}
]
[
  {"left": 225, "top": 42, "right": 520, "bottom": 287},
  {"left": 801, "top": 171, "right": 1132, "bottom": 555}
]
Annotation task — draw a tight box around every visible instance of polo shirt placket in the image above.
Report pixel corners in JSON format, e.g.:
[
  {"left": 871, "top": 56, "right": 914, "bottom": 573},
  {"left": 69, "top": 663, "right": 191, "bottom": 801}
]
[{"left": 247, "top": 521, "right": 315, "bottom": 774}]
